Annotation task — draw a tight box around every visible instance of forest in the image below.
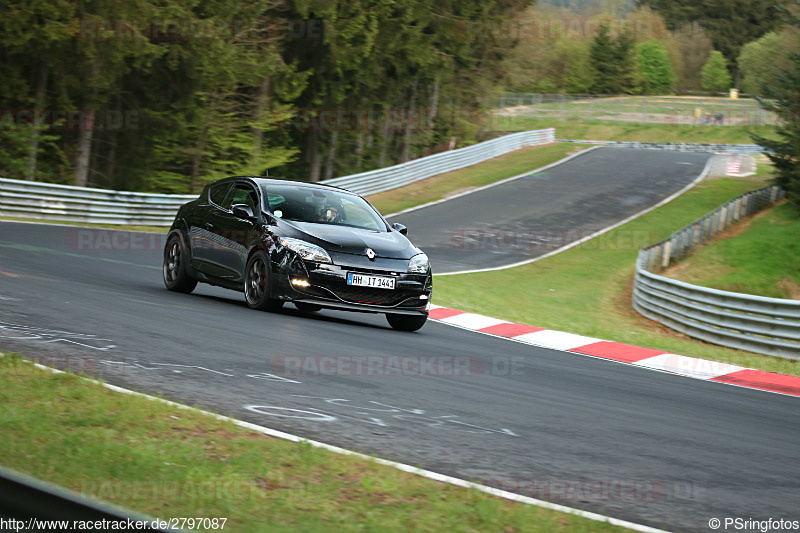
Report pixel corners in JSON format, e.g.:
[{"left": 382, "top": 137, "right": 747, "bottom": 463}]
[{"left": 0, "top": 0, "right": 794, "bottom": 195}]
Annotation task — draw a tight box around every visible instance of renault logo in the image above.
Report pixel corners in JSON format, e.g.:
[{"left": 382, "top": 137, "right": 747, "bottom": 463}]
[{"left": 366, "top": 248, "right": 376, "bottom": 260}]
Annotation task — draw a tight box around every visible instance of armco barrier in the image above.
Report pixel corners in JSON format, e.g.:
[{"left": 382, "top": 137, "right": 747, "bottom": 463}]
[
  {"left": 0, "top": 129, "right": 555, "bottom": 226},
  {"left": 320, "top": 128, "right": 555, "bottom": 196},
  {"left": 632, "top": 185, "right": 800, "bottom": 359},
  {"left": 0, "top": 178, "right": 195, "bottom": 226}
]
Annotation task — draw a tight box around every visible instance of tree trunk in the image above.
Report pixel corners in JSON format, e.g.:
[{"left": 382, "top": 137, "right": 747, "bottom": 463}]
[
  {"left": 401, "top": 77, "right": 419, "bottom": 162},
  {"left": 323, "top": 130, "right": 338, "bottom": 180},
  {"left": 26, "top": 66, "right": 48, "bottom": 180},
  {"left": 190, "top": 93, "right": 218, "bottom": 194},
  {"left": 251, "top": 76, "right": 270, "bottom": 169},
  {"left": 106, "top": 130, "right": 118, "bottom": 188},
  {"left": 377, "top": 109, "right": 393, "bottom": 168},
  {"left": 427, "top": 77, "right": 440, "bottom": 131},
  {"left": 306, "top": 128, "right": 321, "bottom": 182},
  {"left": 75, "top": 63, "right": 100, "bottom": 187},
  {"left": 355, "top": 131, "right": 365, "bottom": 169}
]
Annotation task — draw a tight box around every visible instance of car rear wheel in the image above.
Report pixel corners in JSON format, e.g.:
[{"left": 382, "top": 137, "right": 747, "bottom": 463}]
[
  {"left": 386, "top": 313, "right": 427, "bottom": 332},
  {"left": 163, "top": 234, "right": 197, "bottom": 293},
  {"left": 295, "top": 302, "right": 323, "bottom": 313},
  {"left": 244, "top": 251, "right": 284, "bottom": 311}
]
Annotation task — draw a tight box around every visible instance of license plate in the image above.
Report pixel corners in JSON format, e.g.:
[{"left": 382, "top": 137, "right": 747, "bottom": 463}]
[{"left": 347, "top": 272, "right": 396, "bottom": 290}]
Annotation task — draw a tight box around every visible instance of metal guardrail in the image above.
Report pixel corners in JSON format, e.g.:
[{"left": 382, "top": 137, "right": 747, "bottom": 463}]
[
  {"left": 0, "top": 178, "right": 195, "bottom": 226},
  {"left": 0, "top": 465, "right": 167, "bottom": 531},
  {"left": 632, "top": 185, "right": 800, "bottom": 359},
  {"left": 320, "top": 129, "right": 555, "bottom": 196},
  {"left": 0, "top": 129, "right": 555, "bottom": 226}
]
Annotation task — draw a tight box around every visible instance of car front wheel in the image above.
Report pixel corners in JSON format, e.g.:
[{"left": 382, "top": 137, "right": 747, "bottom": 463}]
[
  {"left": 244, "top": 251, "right": 284, "bottom": 312},
  {"left": 386, "top": 313, "right": 427, "bottom": 332},
  {"left": 163, "top": 234, "right": 197, "bottom": 293}
]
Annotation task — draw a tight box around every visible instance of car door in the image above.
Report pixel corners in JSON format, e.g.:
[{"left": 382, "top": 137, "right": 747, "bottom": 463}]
[
  {"left": 203, "top": 181, "right": 260, "bottom": 281},
  {"left": 188, "top": 180, "right": 233, "bottom": 278}
]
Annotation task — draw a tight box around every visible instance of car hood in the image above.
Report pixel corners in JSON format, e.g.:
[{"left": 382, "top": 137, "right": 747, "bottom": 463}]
[{"left": 279, "top": 220, "right": 420, "bottom": 259}]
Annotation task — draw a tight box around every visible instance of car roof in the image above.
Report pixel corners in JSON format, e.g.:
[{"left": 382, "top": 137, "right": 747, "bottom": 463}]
[{"left": 212, "top": 176, "right": 355, "bottom": 196}]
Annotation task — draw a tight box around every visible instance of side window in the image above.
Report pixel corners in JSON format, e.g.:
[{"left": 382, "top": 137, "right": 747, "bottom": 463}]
[
  {"left": 222, "top": 183, "right": 258, "bottom": 211},
  {"left": 208, "top": 182, "right": 231, "bottom": 206}
]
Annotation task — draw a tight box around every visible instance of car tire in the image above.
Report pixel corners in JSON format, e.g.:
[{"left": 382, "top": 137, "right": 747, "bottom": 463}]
[
  {"left": 244, "top": 251, "right": 284, "bottom": 311},
  {"left": 163, "top": 234, "right": 197, "bottom": 293},
  {"left": 386, "top": 313, "right": 427, "bottom": 332},
  {"left": 295, "top": 302, "right": 322, "bottom": 313}
]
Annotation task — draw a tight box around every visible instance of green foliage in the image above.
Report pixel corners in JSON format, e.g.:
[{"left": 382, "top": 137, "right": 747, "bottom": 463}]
[
  {"left": 751, "top": 31, "right": 800, "bottom": 212},
  {"left": 590, "top": 24, "right": 636, "bottom": 94},
  {"left": 636, "top": 0, "right": 777, "bottom": 69},
  {"left": 0, "top": 0, "right": 533, "bottom": 192},
  {"left": 635, "top": 39, "right": 674, "bottom": 93},
  {"left": 738, "top": 32, "right": 792, "bottom": 95},
  {"left": 279, "top": 0, "right": 533, "bottom": 181},
  {"left": 672, "top": 22, "right": 713, "bottom": 91},
  {"left": 700, "top": 51, "right": 732, "bottom": 92}
]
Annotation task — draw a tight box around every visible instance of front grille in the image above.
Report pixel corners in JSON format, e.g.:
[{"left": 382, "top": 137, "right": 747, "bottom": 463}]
[
  {"left": 329, "top": 286, "right": 417, "bottom": 306},
  {"left": 296, "top": 279, "right": 421, "bottom": 307}
]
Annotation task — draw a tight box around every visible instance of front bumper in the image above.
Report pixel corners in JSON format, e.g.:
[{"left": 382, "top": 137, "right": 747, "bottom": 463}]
[{"left": 271, "top": 252, "right": 432, "bottom": 315}]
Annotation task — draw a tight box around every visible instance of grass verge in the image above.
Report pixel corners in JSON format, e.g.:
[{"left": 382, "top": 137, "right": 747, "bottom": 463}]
[
  {"left": 366, "top": 143, "right": 583, "bottom": 215},
  {"left": 490, "top": 117, "right": 775, "bottom": 145},
  {"left": 1, "top": 144, "right": 581, "bottom": 231},
  {"left": 433, "top": 169, "right": 800, "bottom": 377},
  {"left": 0, "top": 353, "right": 627, "bottom": 533},
  {"left": 662, "top": 202, "right": 800, "bottom": 299}
]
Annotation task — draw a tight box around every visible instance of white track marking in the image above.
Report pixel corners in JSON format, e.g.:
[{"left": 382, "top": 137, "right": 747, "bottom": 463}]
[
  {"left": 513, "top": 330, "right": 603, "bottom": 351},
  {"left": 383, "top": 146, "right": 602, "bottom": 218},
  {"left": 437, "top": 154, "right": 715, "bottom": 275},
  {"left": 634, "top": 354, "right": 747, "bottom": 380},
  {"left": 6, "top": 353, "right": 669, "bottom": 533},
  {"left": 437, "top": 312, "right": 507, "bottom": 330}
]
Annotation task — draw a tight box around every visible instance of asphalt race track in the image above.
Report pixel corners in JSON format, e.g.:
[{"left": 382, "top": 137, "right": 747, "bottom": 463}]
[
  {"left": 391, "top": 147, "right": 713, "bottom": 273},
  {"left": 2, "top": 151, "right": 799, "bottom": 532}
]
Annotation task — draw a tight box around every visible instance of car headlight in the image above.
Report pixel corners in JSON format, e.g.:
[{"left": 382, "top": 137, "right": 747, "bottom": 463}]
[
  {"left": 280, "top": 237, "right": 332, "bottom": 264},
  {"left": 408, "top": 253, "right": 429, "bottom": 273}
]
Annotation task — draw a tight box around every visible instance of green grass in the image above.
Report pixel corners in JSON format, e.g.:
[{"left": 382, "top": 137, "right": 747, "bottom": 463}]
[
  {"left": 0, "top": 354, "right": 628, "bottom": 533},
  {"left": 367, "top": 143, "right": 583, "bottom": 215},
  {"left": 490, "top": 117, "right": 775, "bottom": 145},
  {"left": 495, "top": 95, "right": 777, "bottom": 131},
  {"left": 434, "top": 169, "right": 800, "bottom": 377},
  {"left": 502, "top": 95, "right": 763, "bottom": 115},
  {"left": 663, "top": 202, "right": 800, "bottom": 299}
]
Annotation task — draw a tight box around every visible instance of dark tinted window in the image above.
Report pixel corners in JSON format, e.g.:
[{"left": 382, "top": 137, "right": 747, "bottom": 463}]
[
  {"left": 208, "top": 182, "right": 231, "bottom": 206},
  {"left": 222, "top": 183, "right": 258, "bottom": 211},
  {"left": 260, "top": 184, "right": 386, "bottom": 231}
]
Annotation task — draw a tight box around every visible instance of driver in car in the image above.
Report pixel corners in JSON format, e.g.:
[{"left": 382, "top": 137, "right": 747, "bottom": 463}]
[{"left": 319, "top": 204, "right": 340, "bottom": 223}]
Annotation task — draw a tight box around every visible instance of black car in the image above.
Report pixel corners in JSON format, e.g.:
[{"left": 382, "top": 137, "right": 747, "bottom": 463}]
[{"left": 163, "top": 177, "right": 432, "bottom": 331}]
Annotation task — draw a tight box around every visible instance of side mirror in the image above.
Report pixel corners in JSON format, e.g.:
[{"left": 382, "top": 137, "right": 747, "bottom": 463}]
[
  {"left": 231, "top": 204, "right": 255, "bottom": 220},
  {"left": 392, "top": 223, "right": 408, "bottom": 235}
]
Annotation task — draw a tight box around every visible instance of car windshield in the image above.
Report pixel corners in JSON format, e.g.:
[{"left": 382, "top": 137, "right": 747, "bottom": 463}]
[{"left": 261, "top": 184, "right": 387, "bottom": 232}]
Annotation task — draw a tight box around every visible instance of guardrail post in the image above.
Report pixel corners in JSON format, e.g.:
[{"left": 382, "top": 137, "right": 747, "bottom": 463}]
[
  {"left": 632, "top": 184, "right": 798, "bottom": 359},
  {"left": 661, "top": 241, "right": 672, "bottom": 269}
]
